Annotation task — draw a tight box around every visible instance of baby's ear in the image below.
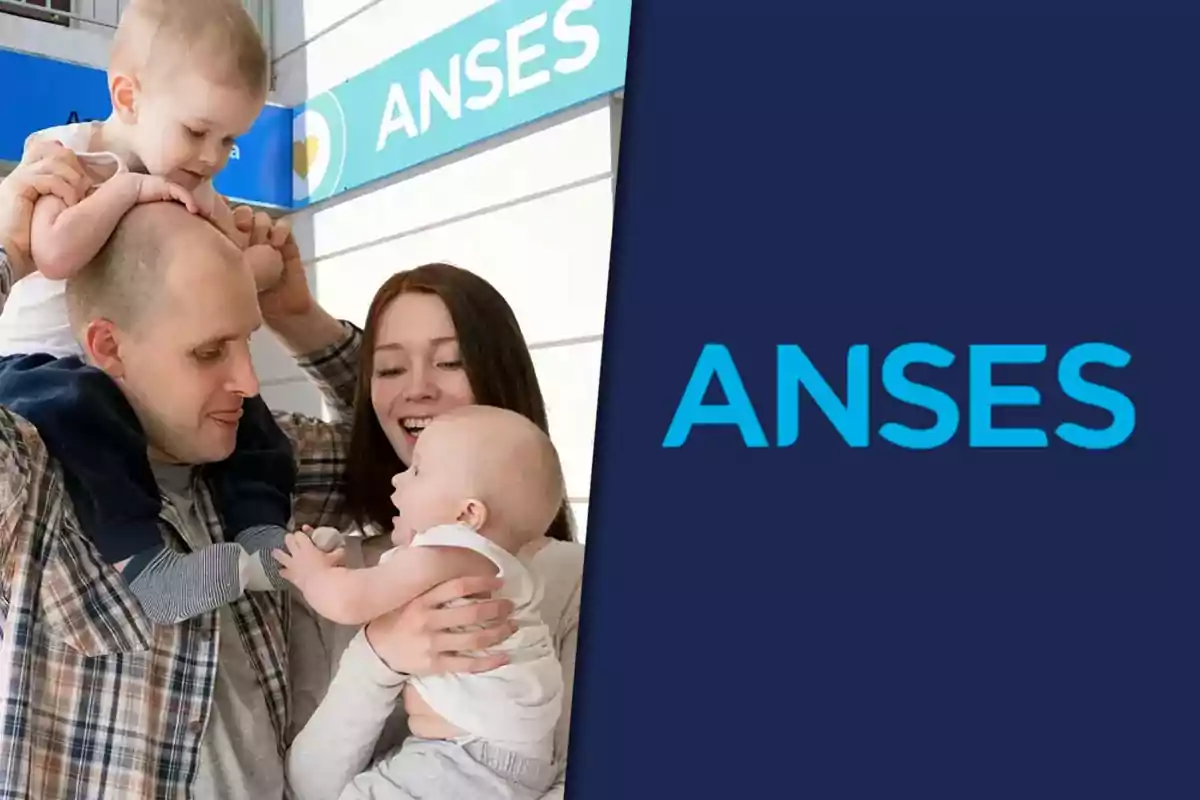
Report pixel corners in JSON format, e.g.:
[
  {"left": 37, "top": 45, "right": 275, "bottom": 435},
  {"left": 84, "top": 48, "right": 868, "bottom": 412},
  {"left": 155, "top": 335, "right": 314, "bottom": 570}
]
[{"left": 457, "top": 498, "right": 489, "bottom": 531}]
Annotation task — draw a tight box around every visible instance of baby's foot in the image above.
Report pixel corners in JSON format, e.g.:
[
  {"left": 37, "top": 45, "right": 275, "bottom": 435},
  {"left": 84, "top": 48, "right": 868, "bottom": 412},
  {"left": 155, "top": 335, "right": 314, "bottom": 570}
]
[
  {"left": 245, "top": 244, "right": 284, "bottom": 291},
  {"left": 307, "top": 526, "right": 346, "bottom": 553}
]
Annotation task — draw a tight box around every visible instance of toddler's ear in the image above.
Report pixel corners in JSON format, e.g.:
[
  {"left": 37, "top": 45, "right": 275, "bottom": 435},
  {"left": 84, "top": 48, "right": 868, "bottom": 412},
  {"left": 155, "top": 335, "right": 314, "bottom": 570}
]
[
  {"left": 110, "top": 73, "right": 138, "bottom": 123},
  {"left": 457, "top": 498, "right": 488, "bottom": 531}
]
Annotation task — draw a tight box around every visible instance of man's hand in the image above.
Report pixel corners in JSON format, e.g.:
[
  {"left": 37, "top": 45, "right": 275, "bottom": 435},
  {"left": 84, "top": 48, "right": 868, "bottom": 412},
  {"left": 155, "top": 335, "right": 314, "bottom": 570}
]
[{"left": 0, "top": 140, "right": 91, "bottom": 281}]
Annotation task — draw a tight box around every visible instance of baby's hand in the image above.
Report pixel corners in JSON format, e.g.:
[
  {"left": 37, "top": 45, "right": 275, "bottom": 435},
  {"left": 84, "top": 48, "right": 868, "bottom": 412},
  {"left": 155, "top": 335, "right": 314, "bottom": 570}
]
[
  {"left": 230, "top": 204, "right": 291, "bottom": 291},
  {"left": 272, "top": 531, "right": 344, "bottom": 592},
  {"left": 245, "top": 245, "right": 284, "bottom": 292}
]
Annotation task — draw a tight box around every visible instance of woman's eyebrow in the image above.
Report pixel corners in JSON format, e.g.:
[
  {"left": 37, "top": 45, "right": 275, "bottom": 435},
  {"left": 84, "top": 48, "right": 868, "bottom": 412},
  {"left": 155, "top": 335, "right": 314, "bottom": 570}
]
[{"left": 375, "top": 336, "right": 457, "bottom": 352}]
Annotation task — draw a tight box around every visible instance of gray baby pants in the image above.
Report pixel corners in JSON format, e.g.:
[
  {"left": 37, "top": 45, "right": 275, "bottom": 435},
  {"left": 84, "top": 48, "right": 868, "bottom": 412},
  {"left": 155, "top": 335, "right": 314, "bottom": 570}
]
[{"left": 338, "top": 736, "right": 558, "bottom": 800}]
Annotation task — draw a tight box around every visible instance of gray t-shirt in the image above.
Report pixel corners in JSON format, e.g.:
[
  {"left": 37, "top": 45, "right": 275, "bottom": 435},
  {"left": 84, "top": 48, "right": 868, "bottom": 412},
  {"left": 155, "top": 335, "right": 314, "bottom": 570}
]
[{"left": 152, "top": 463, "right": 285, "bottom": 800}]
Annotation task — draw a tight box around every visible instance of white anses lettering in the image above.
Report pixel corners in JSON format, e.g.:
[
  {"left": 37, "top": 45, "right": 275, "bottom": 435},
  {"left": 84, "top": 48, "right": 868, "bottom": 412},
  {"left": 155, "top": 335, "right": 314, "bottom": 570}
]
[
  {"left": 229, "top": 144, "right": 241, "bottom": 160},
  {"left": 377, "top": 83, "right": 418, "bottom": 151},
  {"left": 419, "top": 54, "right": 462, "bottom": 133},
  {"left": 376, "top": 0, "right": 602, "bottom": 152},
  {"left": 507, "top": 13, "right": 551, "bottom": 97},
  {"left": 554, "top": 0, "right": 600, "bottom": 74},
  {"left": 465, "top": 38, "right": 504, "bottom": 111}
]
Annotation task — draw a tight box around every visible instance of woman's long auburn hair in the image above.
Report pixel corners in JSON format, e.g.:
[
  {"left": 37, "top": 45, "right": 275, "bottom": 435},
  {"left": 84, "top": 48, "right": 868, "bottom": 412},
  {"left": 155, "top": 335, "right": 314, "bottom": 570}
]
[{"left": 342, "top": 263, "right": 575, "bottom": 543}]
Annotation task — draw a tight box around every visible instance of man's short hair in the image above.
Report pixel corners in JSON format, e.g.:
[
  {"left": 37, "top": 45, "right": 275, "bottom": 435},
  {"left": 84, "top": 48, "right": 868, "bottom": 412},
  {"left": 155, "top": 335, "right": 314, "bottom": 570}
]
[
  {"left": 111, "top": 0, "right": 269, "bottom": 97},
  {"left": 65, "top": 202, "right": 242, "bottom": 336},
  {"left": 65, "top": 204, "right": 171, "bottom": 335}
]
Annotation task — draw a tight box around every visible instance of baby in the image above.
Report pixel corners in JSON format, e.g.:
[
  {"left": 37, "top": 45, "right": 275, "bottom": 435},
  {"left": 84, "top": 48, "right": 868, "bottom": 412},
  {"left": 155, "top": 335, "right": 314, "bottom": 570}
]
[
  {"left": 278, "top": 405, "right": 566, "bottom": 800},
  {"left": 0, "top": 0, "right": 298, "bottom": 624}
]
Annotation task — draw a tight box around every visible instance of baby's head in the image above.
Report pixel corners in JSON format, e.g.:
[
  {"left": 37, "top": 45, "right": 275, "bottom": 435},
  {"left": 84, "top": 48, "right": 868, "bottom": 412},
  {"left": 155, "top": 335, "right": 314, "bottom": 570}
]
[
  {"left": 389, "top": 406, "right": 566, "bottom": 553},
  {"left": 107, "top": 0, "right": 268, "bottom": 191}
]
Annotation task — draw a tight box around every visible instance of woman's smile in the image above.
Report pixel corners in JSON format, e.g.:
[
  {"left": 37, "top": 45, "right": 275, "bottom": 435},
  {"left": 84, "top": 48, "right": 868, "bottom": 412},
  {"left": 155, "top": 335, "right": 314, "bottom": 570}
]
[{"left": 400, "top": 415, "right": 433, "bottom": 437}]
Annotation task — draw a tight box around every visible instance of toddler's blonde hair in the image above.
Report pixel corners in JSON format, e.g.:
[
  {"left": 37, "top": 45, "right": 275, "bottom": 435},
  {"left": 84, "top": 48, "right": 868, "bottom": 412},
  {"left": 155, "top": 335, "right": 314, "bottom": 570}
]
[{"left": 111, "top": 0, "right": 269, "bottom": 97}]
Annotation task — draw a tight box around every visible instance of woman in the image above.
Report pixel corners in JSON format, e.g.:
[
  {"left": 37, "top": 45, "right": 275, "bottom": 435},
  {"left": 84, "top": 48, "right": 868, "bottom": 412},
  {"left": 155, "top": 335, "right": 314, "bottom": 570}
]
[{"left": 281, "top": 263, "right": 585, "bottom": 800}]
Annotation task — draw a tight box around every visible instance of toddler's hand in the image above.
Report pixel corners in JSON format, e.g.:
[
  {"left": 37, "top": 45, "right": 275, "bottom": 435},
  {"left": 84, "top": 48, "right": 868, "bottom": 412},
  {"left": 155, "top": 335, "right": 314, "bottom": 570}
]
[
  {"left": 125, "top": 174, "right": 199, "bottom": 214},
  {"left": 273, "top": 531, "right": 344, "bottom": 591}
]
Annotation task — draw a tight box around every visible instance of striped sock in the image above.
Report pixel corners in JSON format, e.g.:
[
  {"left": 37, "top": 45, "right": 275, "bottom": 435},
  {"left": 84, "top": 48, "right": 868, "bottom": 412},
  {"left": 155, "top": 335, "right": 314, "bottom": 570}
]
[{"left": 235, "top": 524, "right": 290, "bottom": 592}]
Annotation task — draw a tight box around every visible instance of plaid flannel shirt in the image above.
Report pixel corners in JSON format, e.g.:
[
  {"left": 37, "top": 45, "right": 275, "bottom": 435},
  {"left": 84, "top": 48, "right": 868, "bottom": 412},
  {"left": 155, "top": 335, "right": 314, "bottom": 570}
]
[{"left": 0, "top": 316, "right": 363, "bottom": 800}]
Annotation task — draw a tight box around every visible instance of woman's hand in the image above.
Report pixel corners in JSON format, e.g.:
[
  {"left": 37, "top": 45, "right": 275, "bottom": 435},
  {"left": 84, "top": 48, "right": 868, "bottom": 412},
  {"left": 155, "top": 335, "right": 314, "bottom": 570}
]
[
  {"left": 0, "top": 140, "right": 90, "bottom": 281},
  {"left": 364, "top": 575, "right": 517, "bottom": 676}
]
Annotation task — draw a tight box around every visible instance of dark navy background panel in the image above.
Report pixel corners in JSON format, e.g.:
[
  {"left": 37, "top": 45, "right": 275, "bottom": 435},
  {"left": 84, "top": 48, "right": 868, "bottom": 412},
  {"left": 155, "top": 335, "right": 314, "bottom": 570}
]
[{"left": 572, "top": 3, "right": 1197, "bottom": 799}]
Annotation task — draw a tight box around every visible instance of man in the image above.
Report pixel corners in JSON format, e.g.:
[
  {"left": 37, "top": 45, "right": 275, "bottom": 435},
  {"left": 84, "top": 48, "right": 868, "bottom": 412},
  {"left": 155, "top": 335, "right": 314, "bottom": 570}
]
[
  {"left": 0, "top": 135, "right": 355, "bottom": 798},
  {"left": 0, "top": 141, "right": 516, "bottom": 799}
]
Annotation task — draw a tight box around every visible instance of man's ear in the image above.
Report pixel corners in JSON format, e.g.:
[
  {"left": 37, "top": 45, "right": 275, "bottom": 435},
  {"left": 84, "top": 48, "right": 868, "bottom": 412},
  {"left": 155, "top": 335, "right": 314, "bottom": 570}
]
[
  {"left": 457, "top": 498, "right": 489, "bottom": 531},
  {"left": 110, "top": 72, "right": 139, "bottom": 124},
  {"left": 82, "top": 319, "right": 126, "bottom": 378}
]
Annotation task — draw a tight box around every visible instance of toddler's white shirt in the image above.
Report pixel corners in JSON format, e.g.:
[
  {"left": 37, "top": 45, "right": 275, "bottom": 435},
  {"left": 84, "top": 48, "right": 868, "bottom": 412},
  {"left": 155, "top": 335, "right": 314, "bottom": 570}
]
[{"left": 0, "top": 122, "right": 219, "bottom": 358}]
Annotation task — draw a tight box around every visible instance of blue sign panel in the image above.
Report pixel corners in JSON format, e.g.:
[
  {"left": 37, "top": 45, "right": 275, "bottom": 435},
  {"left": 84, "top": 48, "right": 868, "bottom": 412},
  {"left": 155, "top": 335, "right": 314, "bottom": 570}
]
[
  {"left": 0, "top": 47, "right": 110, "bottom": 160},
  {"left": 0, "top": 45, "right": 292, "bottom": 209},
  {"left": 214, "top": 105, "right": 292, "bottom": 210},
  {"left": 290, "top": 0, "right": 631, "bottom": 206}
]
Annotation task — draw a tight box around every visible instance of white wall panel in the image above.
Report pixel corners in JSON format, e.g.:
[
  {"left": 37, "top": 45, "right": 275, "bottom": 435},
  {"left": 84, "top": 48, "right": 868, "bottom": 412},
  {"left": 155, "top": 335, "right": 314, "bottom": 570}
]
[
  {"left": 291, "top": 101, "right": 614, "bottom": 262},
  {"left": 570, "top": 501, "right": 588, "bottom": 543},
  {"left": 260, "top": 376, "right": 325, "bottom": 418},
  {"left": 271, "top": 0, "right": 498, "bottom": 106},
  {"left": 532, "top": 339, "right": 602, "bottom": 500},
  {"left": 313, "top": 176, "right": 613, "bottom": 348}
]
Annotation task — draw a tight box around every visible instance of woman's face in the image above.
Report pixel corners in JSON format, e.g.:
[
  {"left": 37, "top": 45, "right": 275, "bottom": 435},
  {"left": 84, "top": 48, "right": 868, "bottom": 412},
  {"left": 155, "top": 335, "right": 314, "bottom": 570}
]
[{"left": 370, "top": 292, "right": 476, "bottom": 465}]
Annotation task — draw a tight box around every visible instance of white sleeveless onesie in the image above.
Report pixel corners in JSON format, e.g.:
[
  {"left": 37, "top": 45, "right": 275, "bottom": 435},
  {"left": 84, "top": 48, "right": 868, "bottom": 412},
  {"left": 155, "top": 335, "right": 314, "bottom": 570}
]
[{"left": 381, "top": 523, "right": 563, "bottom": 760}]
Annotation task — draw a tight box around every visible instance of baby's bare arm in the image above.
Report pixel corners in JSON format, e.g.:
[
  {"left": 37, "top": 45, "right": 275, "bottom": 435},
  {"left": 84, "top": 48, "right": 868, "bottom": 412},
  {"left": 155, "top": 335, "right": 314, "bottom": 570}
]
[
  {"left": 30, "top": 177, "right": 140, "bottom": 280},
  {"left": 283, "top": 542, "right": 498, "bottom": 626}
]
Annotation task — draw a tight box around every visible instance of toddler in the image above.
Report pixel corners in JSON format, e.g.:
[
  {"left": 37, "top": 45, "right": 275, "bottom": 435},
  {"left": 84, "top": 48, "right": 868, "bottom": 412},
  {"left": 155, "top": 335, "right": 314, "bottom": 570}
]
[
  {"left": 279, "top": 405, "right": 566, "bottom": 800},
  {"left": 0, "top": 0, "right": 299, "bottom": 623}
]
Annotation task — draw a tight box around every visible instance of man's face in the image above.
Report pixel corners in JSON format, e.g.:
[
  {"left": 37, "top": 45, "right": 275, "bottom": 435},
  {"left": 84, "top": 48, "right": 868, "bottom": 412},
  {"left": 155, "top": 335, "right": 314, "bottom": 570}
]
[{"left": 114, "top": 235, "right": 264, "bottom": 464}]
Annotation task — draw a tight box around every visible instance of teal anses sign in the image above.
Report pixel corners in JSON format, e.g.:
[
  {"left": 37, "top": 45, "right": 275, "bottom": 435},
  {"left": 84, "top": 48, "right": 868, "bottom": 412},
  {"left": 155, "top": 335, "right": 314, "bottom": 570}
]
[{"left": 291, "top": 0, "right": 630, "bottom": 207}]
